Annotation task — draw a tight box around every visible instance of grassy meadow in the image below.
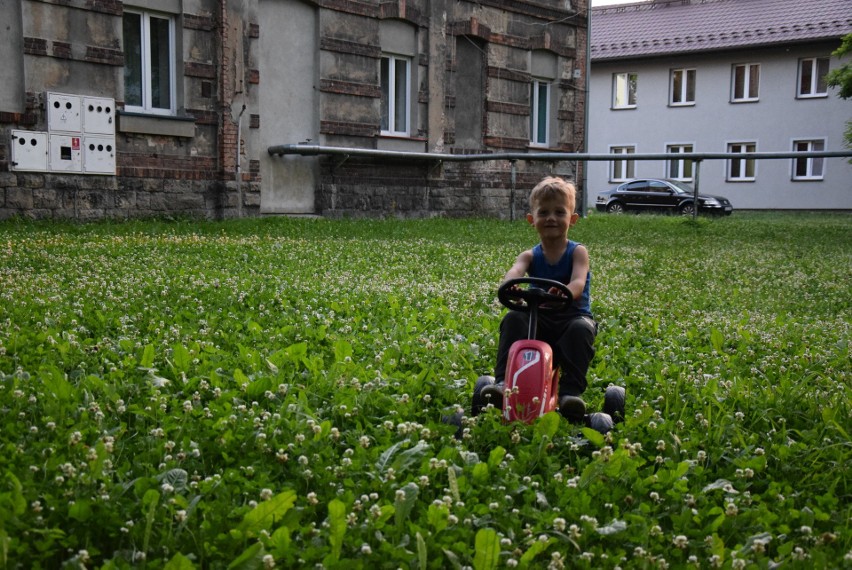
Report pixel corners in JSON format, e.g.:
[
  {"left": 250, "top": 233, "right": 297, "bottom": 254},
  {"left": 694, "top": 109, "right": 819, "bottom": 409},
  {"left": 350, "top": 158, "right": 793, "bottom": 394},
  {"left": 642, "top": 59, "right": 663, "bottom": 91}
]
[{"left": 0, "top": 212, "right": 849, "bottom": 569}]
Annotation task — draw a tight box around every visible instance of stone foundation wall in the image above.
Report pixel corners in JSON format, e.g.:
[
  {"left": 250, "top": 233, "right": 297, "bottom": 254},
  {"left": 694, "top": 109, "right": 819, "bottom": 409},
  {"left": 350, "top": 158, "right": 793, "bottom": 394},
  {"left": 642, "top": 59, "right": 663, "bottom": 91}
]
[
  {"left": 315, "top": 158, "right": 579, "bottom": 219},
  {"left": 0, "top": 173, "right": 260, "bottom": 221}
]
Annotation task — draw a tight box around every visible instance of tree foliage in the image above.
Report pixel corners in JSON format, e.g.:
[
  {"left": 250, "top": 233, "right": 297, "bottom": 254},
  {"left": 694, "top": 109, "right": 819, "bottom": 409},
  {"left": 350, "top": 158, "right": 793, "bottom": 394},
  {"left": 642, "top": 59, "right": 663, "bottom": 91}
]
[{"left": 826, "top": 33, "right": 852, "bottom": 149}]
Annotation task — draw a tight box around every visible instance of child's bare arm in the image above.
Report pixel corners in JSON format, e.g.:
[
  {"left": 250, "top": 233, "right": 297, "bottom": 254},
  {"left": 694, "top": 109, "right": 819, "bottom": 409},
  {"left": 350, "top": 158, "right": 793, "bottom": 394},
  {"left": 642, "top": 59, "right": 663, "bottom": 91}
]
[
  {"left": 565, "top": 244, "right": 590, "bottom": 300},
  {"left": 501, "top": 250, "right": 533, "bottom": 283}
]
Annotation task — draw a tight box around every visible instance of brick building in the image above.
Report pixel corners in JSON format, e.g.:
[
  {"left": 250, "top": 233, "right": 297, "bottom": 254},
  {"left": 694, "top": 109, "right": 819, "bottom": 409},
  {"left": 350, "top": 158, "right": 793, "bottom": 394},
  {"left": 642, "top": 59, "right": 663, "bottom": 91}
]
[{"left": 0, "top": 0, "right": 589, "bottom": 220}]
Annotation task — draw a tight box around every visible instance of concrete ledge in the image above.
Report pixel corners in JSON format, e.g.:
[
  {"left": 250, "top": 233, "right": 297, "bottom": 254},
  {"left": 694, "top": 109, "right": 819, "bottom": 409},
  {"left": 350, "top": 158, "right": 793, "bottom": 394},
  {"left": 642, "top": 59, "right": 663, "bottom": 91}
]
[{"left": 118, "top": 112, "right": 196, "bottom": 138}]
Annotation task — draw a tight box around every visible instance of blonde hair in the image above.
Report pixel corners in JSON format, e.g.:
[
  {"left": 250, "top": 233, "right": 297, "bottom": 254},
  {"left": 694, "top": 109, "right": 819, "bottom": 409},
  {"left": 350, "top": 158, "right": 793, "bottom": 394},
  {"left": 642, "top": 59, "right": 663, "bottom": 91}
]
[{"left": 529, "top": 177, "right": 576, "bottom": 214}]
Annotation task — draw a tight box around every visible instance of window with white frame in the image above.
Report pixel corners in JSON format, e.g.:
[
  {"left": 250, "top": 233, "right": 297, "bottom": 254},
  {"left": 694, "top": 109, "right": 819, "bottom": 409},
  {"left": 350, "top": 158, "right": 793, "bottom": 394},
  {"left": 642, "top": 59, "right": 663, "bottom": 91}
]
[
  {"left": 798, "top": 57, "right": 830, "bottom": 98},
  {"left": 381, "top": 55, "right": 410, "bottom": 136},
  {"left": 792, "top": 139, "right": 825, "bottom": 180},
  {"left": 530, "top": 79, "right": 550, "bottom": 146},
  {"left": 123, "top": 10, "right": 176, "bottom": 115},
  {"left": 670, "top": 68, "right": 696, "bottom": 106},
  {"left": 610, "top": 146, "right": 635, "bottom": 181},
  {"left": 667, "top": 144, "right": 693, "bottom": 180},
  {"left": 612, "top": 72, "right": 637, "bottom": 109},
  {"left": 731, "top": 63, "right": 760, "bottom": 102},
  {"left": 727, "top": 142, "right": 756, "bottom": 181}
]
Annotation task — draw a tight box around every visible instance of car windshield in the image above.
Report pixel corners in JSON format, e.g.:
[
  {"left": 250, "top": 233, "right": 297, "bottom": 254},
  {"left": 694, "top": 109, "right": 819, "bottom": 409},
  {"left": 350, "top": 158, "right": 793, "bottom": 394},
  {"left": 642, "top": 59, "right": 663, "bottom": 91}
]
[{"left": 669, "top": 180, "right": 693, "bottom": 195}]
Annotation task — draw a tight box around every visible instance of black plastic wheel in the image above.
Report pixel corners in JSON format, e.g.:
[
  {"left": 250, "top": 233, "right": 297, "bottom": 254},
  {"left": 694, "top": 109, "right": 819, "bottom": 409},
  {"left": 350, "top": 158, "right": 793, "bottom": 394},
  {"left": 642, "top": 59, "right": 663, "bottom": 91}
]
[{"left": 603, "top": 386, "right": 626, "bottom": 424}]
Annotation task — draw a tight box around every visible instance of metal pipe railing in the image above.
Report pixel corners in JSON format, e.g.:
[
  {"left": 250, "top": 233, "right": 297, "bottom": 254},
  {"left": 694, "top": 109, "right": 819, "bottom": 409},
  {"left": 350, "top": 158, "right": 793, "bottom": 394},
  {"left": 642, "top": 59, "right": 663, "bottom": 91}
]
[
  {"left": 269, "top": 144, "right": 852, "bottom": 163},
  {"left": 268, "top": 144, "right": 852, "bottom": 220}
]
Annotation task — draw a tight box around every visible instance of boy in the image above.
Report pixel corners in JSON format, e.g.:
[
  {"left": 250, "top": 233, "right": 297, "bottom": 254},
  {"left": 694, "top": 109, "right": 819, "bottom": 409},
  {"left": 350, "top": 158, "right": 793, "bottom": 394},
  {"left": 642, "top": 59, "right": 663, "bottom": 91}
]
[{"left": 474, "top": 177, "right": 596, "bottom": 423}]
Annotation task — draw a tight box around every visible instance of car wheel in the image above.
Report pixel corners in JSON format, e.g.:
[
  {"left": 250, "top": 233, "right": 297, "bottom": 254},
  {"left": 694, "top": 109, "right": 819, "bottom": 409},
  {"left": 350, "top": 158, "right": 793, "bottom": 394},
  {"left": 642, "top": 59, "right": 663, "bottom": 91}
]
[
  {"left": 679, "top": 202, "right": 695, "bottom": 216},
  {"left": 606, "top": 202, "right": 625, "bottom": 214}
]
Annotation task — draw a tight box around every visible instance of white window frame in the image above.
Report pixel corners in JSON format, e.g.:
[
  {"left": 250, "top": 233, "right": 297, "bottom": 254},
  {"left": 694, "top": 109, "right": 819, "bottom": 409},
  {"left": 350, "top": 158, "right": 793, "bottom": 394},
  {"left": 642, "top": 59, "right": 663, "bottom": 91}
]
[
  {"left": 123, "top": 9, "right": 177, "bottom": 116},
  {"left": 727, "top": 142, "right": 757, "bottom": 182},
  {"left": 670, "top": 68, "right": 696, "bottom": 106},
  {"left": 529, "top": 79, "right": 550, "bottom": 147},
  {"left": 731, "top": 63, "right": 760, "bottom": 102},
  {"left": 609, "top": 146, "right": 635, "bottom": 182},
  {"left": 797, "top": 57, "right": 830, "bottom": 98},
  {"left": 380, "top": 54, "right": 411, "bottom": 136},
  {"left": 791, "top": 139, "right": 825, "bottom": 180},
  {"left": 666, "top": 144, "right": 694, "bottom": 181},
  {"left": 612, "top": 72, "right": 637, "bottom": 109}
]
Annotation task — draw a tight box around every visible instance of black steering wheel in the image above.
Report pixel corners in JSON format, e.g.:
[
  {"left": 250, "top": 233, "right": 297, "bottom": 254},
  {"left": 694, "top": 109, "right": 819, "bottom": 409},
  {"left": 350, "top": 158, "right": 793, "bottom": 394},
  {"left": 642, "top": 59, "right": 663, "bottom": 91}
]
[{"left": 497, "top": 277, "right": 573, "bottom": 313}]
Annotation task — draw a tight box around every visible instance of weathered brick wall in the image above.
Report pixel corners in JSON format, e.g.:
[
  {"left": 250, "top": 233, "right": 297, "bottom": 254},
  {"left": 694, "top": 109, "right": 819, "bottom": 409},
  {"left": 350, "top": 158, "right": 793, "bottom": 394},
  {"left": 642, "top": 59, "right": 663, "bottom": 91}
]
[{"left": 1, "top": 0, "right": 587, "bottom": 220}]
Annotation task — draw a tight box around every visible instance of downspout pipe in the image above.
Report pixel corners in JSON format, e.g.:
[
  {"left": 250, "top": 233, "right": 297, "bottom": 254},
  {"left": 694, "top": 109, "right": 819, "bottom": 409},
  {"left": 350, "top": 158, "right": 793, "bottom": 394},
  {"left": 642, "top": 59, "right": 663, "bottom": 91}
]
[
  {"left": 581, "top": 0, "right": 592, "bottom": 217},
  {"left": 236, "top": 103, "right": 246, "bottom": 218}
]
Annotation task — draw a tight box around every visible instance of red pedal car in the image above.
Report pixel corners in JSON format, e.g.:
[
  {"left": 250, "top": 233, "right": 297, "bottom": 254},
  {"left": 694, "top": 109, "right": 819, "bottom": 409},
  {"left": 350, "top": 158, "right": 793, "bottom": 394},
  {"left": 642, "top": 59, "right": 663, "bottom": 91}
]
[{"left": 473, "top": 277, "right": 625, "bottom": 433}]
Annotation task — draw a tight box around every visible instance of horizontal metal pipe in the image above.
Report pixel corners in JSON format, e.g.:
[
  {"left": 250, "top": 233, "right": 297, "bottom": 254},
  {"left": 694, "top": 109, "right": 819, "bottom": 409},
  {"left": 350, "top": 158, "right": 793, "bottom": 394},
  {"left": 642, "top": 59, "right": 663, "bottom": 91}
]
[{"left": 268, "top": 143, "right": 852, "bottom": 162}]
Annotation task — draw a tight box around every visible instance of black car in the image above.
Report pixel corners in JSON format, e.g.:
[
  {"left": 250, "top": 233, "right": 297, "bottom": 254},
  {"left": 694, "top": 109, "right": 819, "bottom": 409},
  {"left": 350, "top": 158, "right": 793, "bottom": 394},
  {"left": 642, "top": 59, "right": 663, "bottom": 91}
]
[{"left": 596, "top": 178, "right": 733, "bottom": 216}]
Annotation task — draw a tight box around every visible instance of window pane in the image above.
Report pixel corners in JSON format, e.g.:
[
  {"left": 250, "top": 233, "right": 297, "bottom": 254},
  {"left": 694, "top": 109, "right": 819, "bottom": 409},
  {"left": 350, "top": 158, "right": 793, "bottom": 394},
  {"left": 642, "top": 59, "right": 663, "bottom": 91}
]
[
  {"left": 536, "top": 82, "right": 548, "bottom": 143},
  {"left": 816, "top": 58, "right": 829, "bottom": 93},
  {"left": 380, "top": 58, "right": 390, "bottom": 131},
  {"left": 628, "top": 73, "right": 637, "bottom": 105},
  {"left": 748, "top": 65, "right": 759, "bottom": 98},
  {"left": 800, "top": 59, "right": 814, "bottom": 95},
  {"left": 734, "top": 65, "right": 745, "bottom": 99},
  {"left": 149, "top": 16, "right": 172, "bottom": 110},
  {"left": 614, "top": 74, "right": 626, "bottom": 106},
  {"left": 672, "top": 70, "right": 683, "bottom": 103},
  {"left": 394, "top": 59, "right": 407, "bottom": 133},
  {"left": 123, "top": 13, "right": 143, "bottom": 107},
  {"left": 686, "top": 69, "right": 696, "bottom": 102}
]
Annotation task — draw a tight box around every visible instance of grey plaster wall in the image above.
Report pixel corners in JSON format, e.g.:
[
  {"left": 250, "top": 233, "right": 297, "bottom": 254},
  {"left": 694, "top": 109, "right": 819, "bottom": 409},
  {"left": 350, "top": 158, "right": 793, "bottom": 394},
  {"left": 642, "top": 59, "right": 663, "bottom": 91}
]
[{"left": 258, "top": 0, "right": 318, "bottom": 214}]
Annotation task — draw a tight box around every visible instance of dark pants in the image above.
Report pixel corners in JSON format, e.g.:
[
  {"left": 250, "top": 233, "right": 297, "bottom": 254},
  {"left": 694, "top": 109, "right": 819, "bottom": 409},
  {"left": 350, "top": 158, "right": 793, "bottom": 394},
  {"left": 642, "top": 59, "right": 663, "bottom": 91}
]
[{"left": 494, "top": 310, "right": 597, "bottom": 397}]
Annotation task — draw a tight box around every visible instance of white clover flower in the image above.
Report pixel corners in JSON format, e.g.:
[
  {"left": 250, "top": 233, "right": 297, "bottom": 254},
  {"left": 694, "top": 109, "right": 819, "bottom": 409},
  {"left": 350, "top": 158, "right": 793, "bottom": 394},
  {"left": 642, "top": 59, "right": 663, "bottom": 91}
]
[
  {"left": 359, "top": 436, "right": 370, "bottom": 448},
  {"left": 175, "top": 509, "right": 187, "bottom": 522},
  {"left": 725, "top": 501, "right": 738, "bottom": 516},
  {"left": 263, "top": 554, "right": 276, "bottom": 569},
  {"left": 553, "top": 517, "right": 566, "bottom": 532},
  {"left": 360, "top": 544, "right": 372, "bottom": 555},
  {"left": 260, "top": 488, "right": 273, "bottom": 501},
  {"left": 673, "top": 535, "right": 688, "bottom": 549}
]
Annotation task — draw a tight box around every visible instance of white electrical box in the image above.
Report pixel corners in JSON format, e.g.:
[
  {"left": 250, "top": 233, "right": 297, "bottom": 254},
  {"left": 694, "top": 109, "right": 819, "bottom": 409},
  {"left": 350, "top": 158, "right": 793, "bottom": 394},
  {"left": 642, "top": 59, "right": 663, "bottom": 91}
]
[
  {"left": 48, "top": 134, "right": 83, "bottom": 172},
  {"left": 47, "top": 92, "right": 82, "bottom": 133},
  {"left": 82, "top": 136, "right": 116, "bottom": 174},
  {"left": 82, "top": 97, "right": 115, "bottom": 134},
  {"left": 10, "top": 130, "right": 49, "bottom": 172}
]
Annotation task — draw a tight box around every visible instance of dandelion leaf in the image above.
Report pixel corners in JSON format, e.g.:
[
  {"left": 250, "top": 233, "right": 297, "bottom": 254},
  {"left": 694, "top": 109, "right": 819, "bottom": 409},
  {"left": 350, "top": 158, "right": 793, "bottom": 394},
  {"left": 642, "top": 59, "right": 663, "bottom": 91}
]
[
  {"left": 581, "top": 427, "right": 605, "bottom": 448},
  {"left": 534, "top": 411, "right": 560, "bottom": 439},
  {"left": 395, "top": 482, "right": 420, "bottom": 528},
  {"left": 140, "top": 344, "right": 156, "bottom": 368},
  {"left": 227, "top": 542, "right": 265, "bottom": 570},
  {"left": 487, "top": 446, "right": 506, "bottom": 470},
  {"left": 164, "top": 552, "right": 196, "bottom": 570},
  {"left": 172, "top": 343, "right": 191, "bottom": 373},
  {"left": 519, "top": 536, "right": 552, "bottom": 568},
  {"left": 327, "top": 498, "right": 346, "bottom": 562},
  {"left": 473, "top": 528, "right": 500, "bottom": 570},
  {"left": 239, "top": 490, "right": 297, "bottom": 535}
]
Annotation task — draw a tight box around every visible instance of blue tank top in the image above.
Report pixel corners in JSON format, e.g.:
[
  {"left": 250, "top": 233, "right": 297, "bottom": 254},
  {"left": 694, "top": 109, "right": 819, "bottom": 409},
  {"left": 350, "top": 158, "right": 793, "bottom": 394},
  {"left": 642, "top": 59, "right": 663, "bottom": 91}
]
[{"left": 529, "top": 241, "right": 593, "bottom": 317}]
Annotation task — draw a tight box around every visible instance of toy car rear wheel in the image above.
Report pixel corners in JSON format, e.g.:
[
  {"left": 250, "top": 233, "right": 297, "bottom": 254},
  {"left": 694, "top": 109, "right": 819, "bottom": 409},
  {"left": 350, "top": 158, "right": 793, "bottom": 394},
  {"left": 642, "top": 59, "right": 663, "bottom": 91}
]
[{"left": 603, "top": 385, "right": 626, "bottom": 423}]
